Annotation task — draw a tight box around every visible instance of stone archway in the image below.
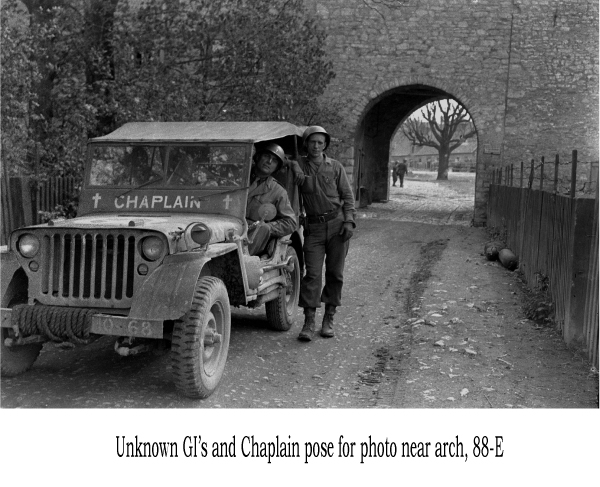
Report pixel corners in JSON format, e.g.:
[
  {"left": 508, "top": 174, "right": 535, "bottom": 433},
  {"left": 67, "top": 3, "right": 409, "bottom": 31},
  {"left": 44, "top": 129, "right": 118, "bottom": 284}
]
[{"left": 352, "top": 84, "right": 478, "bottom": 211}]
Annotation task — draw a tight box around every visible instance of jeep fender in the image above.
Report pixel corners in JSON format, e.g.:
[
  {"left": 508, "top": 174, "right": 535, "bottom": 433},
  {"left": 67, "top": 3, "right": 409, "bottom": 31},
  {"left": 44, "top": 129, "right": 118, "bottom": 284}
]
[
  {"left": 128, "top": 243, "right": 237, "bottom": 321},
  {"left": 1, "top": 250, "right": 26, "bottom": 307}
]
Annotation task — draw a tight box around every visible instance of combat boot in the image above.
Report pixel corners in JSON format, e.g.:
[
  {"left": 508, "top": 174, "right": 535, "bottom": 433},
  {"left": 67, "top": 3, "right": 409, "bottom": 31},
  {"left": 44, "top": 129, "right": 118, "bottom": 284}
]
[
  {"left": 298, "top": 308, "right": 316, "bottom": 341},
  {"left": 320, "top": 304, "right": 336, "bottom": 338}
]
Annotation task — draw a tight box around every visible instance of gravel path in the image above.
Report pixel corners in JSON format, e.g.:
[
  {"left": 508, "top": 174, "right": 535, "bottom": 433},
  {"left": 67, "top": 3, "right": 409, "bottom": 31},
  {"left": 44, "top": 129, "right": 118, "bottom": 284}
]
[{"left": 363, "top": 171, "right": 476, "bottom": 225}]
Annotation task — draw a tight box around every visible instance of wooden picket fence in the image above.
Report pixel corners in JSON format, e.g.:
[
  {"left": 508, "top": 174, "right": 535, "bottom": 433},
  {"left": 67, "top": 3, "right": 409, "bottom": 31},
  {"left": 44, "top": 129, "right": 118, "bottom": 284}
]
[
  {"left": 1, "top": 175, "right": 78, "bottom": 246},
  {"left": 487, "top": 151, "right": 599, "bottom": 366},
  {"left": 583, "top": 194, "right": 599, "bottom": 367}
]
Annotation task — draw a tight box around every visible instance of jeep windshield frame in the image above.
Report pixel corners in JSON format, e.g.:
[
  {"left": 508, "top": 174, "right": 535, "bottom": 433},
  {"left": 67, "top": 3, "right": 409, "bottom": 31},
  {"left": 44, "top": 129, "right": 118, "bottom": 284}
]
[{"left": 87, "top": 143, "right": 250, "bottom": 190}]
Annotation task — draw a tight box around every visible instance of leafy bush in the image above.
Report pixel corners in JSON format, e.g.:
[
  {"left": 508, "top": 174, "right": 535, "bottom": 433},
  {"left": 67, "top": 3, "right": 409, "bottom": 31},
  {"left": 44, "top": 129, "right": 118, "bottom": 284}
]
[{"left": 1, "top": 0, "right": 339, "bottom": 215}]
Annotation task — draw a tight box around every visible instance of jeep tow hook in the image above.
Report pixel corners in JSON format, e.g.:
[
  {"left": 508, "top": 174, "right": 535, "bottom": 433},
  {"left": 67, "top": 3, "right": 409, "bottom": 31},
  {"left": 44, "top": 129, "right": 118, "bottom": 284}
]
[
  {"left": 114, "top": 337, "right": 157, "bottom": 356},
  {"left": 4, "top": 334, "right": 47, "bottom": 347}
]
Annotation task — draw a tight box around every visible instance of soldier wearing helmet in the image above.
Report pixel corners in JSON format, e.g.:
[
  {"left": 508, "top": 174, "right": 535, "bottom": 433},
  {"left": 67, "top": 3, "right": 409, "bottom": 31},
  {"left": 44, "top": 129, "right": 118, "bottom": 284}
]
[
  {"left": 246, "top": 143, "right": 297, "bottom": 256},
  {"left": 295, "top": 125, "right": 356, "bottom": 341}
]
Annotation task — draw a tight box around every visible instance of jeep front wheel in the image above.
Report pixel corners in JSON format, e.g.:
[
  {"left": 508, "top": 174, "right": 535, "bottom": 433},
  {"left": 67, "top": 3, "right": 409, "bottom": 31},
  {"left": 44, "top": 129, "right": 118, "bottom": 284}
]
[
  {"left": 1, "top": 295, "right": 43, "bottom": 377},
  {"left": 171, "top": 276, "right": 231, "bottom": 399},
  {"left": 1, "top": 327, "right": 43, "bottom": 377},
  {"left": 265, "top": 246, "right": 300, "bottom": 331}
]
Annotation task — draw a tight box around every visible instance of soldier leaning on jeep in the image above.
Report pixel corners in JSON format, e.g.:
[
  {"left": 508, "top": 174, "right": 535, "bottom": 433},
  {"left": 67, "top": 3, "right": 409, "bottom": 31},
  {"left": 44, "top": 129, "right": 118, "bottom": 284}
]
[{"left": 246, "top": 143, "right": 297, "bottom": 256}]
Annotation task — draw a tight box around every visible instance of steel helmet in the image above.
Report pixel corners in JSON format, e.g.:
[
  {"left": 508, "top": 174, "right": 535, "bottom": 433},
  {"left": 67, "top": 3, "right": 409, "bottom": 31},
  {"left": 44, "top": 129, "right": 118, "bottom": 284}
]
[
  {"left": 254, "top": 142, "right": 285, "bottom": 170},
  {"left": 302, "top": 125, "right": 330, "bottom": 150}
]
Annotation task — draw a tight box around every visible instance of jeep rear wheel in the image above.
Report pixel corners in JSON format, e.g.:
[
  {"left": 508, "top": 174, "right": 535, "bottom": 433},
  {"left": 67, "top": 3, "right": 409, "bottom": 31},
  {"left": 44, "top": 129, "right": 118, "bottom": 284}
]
[
  {"left": 265, "top": 246, "right": 300, "bottom": 331},
  {"left": 171, "top": 277, "right": 231, "bottom": 399}
]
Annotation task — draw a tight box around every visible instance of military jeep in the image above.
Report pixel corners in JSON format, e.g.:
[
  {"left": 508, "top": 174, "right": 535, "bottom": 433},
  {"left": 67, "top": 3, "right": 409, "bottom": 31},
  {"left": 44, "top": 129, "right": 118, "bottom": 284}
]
[{"left": 0, "top": 121, "right": 305, "bottom": 398}]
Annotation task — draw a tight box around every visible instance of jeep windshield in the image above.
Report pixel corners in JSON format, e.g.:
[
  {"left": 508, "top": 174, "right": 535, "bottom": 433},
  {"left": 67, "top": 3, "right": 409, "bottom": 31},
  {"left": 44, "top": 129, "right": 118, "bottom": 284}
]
[{"left": 89, "top": 144, "right": 247, "bottom": 189}]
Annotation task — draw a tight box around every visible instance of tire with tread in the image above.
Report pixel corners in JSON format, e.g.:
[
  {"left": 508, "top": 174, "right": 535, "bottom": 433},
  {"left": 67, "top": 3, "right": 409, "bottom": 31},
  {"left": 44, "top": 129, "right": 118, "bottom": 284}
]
[
  {"left": 265, "top": 246, "right": 300, "bottom": 331},
  {"left": 171, "top": 276, "right": 231, "bottom": 399}
]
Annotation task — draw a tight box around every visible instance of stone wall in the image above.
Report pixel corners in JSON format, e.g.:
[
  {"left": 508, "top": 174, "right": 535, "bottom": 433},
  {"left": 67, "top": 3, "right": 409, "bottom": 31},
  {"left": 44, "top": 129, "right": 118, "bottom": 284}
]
[{"left": 303, "top": 0, "right": 599, "bottom": 223}]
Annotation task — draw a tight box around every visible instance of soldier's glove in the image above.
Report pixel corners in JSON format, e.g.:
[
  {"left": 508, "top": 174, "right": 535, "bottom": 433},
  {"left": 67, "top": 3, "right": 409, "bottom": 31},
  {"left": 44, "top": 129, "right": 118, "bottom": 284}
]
[{"left": 339, "top": 222, "right": 354, "bottom": 242}]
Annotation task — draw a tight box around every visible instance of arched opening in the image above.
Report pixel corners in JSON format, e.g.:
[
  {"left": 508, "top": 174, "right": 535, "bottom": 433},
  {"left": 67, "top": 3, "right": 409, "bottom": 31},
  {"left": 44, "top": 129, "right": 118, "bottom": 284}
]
[{"left": 353, "top": 85, "right": 478, "bottom": 215}]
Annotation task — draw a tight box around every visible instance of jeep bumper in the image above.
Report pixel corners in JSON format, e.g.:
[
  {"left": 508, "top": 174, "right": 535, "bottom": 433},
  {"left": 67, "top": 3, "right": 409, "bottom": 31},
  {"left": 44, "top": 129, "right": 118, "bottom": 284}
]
[{"left": 1, "top": 307, "right": 164, "bottom": 340}]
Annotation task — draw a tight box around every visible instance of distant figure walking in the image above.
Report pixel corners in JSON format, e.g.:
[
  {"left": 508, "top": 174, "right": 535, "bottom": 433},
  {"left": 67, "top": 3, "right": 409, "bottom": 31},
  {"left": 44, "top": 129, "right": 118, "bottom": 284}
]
[{"left": 394, "top": 160, "right": 408, "bottom": 188}]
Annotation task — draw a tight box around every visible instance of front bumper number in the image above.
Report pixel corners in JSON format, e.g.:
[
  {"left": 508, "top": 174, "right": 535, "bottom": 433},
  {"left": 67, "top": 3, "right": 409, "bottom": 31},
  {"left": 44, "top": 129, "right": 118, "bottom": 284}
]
[{"left": 91, "top": 314, "right": 164, "bottom": 339}]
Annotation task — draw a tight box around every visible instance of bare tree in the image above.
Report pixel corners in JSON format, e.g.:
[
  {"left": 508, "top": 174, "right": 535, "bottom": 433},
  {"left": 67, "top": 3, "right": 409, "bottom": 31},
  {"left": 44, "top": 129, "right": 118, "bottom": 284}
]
[{"left": 401, "top": 100, "right": 476, "bottom": 180}]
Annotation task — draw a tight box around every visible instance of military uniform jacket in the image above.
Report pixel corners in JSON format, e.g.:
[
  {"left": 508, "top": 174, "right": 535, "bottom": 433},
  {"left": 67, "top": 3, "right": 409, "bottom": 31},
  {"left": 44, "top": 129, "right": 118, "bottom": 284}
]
[
  {"left": 298, "top": 155, "right": 356, "bottom": 227},
  {"left": 246, "top": 176, "right": 297, "bottom": 237},
  {"left": 395, "top": 162, "right": 408, "bottom": 175}
]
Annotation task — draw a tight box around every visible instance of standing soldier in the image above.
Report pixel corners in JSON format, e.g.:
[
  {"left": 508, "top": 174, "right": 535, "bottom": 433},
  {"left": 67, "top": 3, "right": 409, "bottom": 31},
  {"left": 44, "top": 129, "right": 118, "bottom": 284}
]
[{"left": 295, "top": 126, "right": 356, "bottom": 341}]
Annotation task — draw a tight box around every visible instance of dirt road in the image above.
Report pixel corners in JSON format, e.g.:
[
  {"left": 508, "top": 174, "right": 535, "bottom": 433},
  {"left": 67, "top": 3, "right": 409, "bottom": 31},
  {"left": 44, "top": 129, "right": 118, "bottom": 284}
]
[{"left": 1, "top": 173, "right": 597, "bottom": 408}]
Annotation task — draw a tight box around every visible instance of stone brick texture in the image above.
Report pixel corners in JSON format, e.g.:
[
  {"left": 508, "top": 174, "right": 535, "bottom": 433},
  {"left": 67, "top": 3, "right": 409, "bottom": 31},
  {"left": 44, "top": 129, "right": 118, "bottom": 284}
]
[{"left": 303, "top": 0, "right": 599, "bottom": 223}]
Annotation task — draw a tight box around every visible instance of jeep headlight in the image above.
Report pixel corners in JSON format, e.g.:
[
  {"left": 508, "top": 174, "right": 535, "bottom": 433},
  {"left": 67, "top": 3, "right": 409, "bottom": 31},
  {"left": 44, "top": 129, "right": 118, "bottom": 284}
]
[
  {"left": 141, "top": 236, "right": 165, "bottom": 261},
  {"left": 185, "top": 223, "right": 212, "bottom": 248},
  {"left": 18, "top": 234, "right": 40, "bottom": 258}
]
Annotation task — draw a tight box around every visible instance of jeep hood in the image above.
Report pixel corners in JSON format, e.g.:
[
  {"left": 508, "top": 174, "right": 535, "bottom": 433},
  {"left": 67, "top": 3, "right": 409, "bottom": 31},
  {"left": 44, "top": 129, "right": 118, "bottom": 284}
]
[{"left": 22, "top": 214, "right": 244, "bottom": 246}]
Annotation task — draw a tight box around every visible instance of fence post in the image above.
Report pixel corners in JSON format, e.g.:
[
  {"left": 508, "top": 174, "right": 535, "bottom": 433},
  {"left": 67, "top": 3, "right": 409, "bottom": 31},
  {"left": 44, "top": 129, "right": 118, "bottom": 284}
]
[
  {"left": 1, "top": 160, "right": 14, "bottom": 244},
  {"left": 520, "top": 160, "right": 524, "bottom": 188},
  {"left": 510, "top": 164, "right": 514, "bottom": 187},
  {"left": 540, "top": 156, "right": 545, "bottom": 191},
  {"left": 32, "top": 143, "right": 39, "bottom": 224},
  {"left": 554, "top": 154, "right": 559, "bottom": 194},
  {"left": 571, "top": 150, "right": 578, "bottom": 198},
  {"left": 528, "top": 159, "right": 534, "bottom": 189},
  {"left": 499, "top": 166, "right": 502, "bottom": 185}
]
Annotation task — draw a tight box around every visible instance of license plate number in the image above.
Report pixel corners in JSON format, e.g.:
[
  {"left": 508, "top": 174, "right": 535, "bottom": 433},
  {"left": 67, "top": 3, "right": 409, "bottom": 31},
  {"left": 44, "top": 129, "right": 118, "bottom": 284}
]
[{"left": 91, "top": 315, "right": 163, "bottom": 339}]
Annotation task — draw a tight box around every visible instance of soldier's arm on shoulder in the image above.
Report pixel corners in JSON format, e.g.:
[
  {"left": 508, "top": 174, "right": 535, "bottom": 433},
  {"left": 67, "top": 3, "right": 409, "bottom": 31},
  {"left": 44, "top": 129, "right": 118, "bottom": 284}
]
[
  {"left": 287, "top": 158, "right": 305, "bottom": 185},
  {"left": 286, "top": 158, "right": 304, "bottom": 175}
]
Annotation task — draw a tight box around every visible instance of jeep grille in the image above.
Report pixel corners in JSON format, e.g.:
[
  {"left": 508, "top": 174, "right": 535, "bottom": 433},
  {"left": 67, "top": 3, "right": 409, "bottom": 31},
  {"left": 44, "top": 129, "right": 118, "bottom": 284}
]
[{"left": 19, "top": 229, "right": 165, "bottom": 308}]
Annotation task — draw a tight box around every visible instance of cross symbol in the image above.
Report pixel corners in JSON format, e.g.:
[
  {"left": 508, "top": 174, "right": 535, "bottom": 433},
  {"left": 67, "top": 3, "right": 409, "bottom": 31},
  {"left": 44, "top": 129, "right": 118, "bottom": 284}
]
[
  {"left": 223, "top": 195, "right": 232, "bottom": 210},
  {"left": 92, "top": 192, "right": 102, "bottom": 208}
]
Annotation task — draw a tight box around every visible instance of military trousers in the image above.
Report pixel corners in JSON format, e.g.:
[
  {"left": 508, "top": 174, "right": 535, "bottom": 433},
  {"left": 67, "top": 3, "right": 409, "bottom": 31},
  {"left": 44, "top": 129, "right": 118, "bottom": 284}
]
[{"left": 299, "top": 213, "right": 349, "bottom": 309}]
